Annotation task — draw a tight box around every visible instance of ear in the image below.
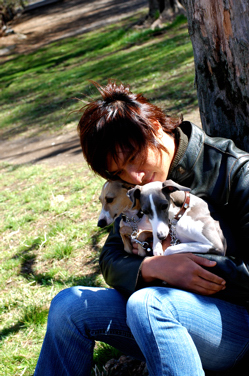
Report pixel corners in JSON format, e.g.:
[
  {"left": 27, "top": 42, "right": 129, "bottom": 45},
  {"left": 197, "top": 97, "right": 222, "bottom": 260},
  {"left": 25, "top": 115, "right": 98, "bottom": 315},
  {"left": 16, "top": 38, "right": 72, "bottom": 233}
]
[
  {"left": 127, "top": 186, "right": 141, "bottom": 208},
  {"left": 152, "top": 120, "right": 164, "bottom": 139},
  {"left": 162, "top": 179, "right": 191, "bottom": 193}
]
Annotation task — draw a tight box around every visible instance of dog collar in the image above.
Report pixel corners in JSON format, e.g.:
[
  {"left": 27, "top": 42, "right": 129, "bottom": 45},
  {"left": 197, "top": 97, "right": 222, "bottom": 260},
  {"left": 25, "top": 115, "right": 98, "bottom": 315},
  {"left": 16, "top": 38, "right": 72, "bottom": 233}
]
[
  {"left": 169, "top": 191, "right": 190, "bottom": 246},
  {"left": 174, "top": 191, "right": 190, "bottom": 221},
  {"left": 121, "top": 209, "right": 144, "bottom": 223}
]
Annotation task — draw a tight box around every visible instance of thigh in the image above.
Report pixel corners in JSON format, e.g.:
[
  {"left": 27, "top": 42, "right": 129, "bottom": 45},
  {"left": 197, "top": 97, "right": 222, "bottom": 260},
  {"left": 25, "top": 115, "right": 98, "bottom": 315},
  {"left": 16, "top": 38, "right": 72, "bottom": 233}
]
[
  {"left": 56, "top": 286, "right": 144, "bottom": 360},
  {"left": 135, "top": 287, "right": 249, "bottom": 371}
]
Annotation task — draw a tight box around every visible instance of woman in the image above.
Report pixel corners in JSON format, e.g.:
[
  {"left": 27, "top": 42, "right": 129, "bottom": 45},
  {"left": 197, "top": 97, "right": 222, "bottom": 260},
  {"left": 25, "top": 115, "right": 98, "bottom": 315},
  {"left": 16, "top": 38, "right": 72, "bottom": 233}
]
[{"left": 34, "top": 81, "right": 249, "bottom": 376}]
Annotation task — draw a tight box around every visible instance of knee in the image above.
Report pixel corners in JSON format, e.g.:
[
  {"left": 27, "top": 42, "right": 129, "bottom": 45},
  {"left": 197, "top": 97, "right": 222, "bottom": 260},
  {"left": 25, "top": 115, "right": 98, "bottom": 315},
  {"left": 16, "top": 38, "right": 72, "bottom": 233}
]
[
  {"left": 127, "top": 287, "right": 179, "bottom": 330},
  {"left": 47, "top": 287, "right": 82, "bottom": 332},
  {"left": 126, "top": 288, "right": 155, "bottom": 329},
  {"left": 127, "top": 288, "right": 149, "bottom": 312}
]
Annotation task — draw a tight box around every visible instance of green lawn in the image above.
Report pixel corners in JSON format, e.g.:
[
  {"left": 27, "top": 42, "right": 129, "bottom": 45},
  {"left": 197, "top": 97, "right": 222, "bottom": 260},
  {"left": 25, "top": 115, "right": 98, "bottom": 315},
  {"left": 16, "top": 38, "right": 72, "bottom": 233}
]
[
  {"left": 0, "top": 14, "right": 196, "bottom": 140},
  {"left": 0, "top": 11, "right": 197, "bottom": 375},
  {"left": 0, "top": 161, "right": 111, "bottom": 375}
]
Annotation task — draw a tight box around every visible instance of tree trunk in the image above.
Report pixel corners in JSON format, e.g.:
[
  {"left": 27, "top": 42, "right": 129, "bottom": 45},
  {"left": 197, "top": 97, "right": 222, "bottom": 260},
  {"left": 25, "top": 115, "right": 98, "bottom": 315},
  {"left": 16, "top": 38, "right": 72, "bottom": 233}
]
[
  {"left": 182, "top": 0, "right": 249, "bottom": 152},
  {"left": 148, "top": 0, "right": 160, "bottom": 18},
  {"left": 151, "top": 0, "right": 186, "bottom": 29}
]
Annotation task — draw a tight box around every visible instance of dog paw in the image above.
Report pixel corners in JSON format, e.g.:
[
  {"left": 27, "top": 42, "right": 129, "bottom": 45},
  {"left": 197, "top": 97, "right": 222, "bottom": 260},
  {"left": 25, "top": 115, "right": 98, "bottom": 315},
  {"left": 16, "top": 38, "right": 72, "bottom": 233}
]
[{"left": 153, "top": 247, "right": 164, "bottom": 256}]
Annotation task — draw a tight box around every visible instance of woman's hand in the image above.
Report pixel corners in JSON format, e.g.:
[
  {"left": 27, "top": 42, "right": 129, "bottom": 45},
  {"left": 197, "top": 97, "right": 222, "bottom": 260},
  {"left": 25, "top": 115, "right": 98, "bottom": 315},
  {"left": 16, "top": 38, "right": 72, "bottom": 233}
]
[{"left": 141, "top": 253, "right": 226, "bottom": 296}]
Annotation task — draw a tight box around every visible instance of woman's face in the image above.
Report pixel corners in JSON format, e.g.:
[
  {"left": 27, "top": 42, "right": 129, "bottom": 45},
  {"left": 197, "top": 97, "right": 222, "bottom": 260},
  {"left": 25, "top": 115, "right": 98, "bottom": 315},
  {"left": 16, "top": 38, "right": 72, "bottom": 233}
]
[{"left": 107, "top": 129, "right": 176, "bottom": 185}]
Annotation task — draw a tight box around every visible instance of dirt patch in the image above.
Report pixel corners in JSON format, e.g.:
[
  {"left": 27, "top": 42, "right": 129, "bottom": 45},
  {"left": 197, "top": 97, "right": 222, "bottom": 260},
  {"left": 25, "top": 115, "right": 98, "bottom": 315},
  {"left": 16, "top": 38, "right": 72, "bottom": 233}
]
[
  {"left": 0, "top": 125, "right": 83, "bottom": 166},
  {"left": 0, "top": 0, "right": 147, "bottom": 58}
]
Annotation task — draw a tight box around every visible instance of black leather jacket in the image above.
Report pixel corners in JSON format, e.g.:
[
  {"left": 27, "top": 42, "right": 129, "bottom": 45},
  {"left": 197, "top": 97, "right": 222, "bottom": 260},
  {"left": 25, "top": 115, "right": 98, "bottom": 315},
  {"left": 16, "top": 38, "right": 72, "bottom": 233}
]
[{"left": 99, "top": 122, "right": 249, "bottom": 307}]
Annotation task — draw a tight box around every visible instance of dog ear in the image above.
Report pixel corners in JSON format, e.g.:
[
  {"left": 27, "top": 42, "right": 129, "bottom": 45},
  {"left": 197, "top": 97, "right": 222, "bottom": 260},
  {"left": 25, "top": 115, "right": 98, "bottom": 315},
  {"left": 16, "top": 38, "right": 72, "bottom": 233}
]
[
  {"left": 162, "top": 179, "right": 191, "bottom": 193},
  {"left": 127, "top": 186, "right": 141, "bottom": 208},
  {"left": 122, "top": 182, "right": 135, "bottom": 191}
]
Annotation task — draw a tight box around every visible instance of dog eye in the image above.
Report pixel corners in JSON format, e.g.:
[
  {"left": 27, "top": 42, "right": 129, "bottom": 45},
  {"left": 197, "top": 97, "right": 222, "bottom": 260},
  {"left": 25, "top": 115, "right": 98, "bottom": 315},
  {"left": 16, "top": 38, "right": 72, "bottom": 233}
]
[
  {"left": 141, "top": 209, "right": 150, "bottom": 215},
  {"left": 160, "top": 202, "right": 168, "bottom": 211},
  {"left": 106, "top": 197, "right": 114, "bottom": 203}
]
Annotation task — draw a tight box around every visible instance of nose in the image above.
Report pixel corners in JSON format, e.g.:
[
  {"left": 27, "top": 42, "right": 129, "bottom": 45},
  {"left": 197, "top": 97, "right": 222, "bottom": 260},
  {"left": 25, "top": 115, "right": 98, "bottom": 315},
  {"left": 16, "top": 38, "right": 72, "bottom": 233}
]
[
  {"left": 124, "top": 166, "right": 145, "bottom": 184},
  {"left": 156, "top": 222, "right": 169, "bottom": 241},
  {"left": 157, "top": 231, "right": 167, "bottom": 241},
  {"left": 98, "top": 219, "right": 107, "bottom": 228}
]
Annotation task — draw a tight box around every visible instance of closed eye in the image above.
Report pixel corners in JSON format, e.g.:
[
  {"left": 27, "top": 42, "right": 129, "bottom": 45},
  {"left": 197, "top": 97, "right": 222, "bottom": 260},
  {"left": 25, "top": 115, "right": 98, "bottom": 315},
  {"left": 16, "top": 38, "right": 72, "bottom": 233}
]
[{"left": 106, "top": 169, "right": 123, "bottom": 179}]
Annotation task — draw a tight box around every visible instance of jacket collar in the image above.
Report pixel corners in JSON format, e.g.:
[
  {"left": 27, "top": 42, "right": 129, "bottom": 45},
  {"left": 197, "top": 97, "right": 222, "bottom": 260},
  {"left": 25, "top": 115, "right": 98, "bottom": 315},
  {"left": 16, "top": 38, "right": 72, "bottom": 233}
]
[{"left": 169, "top": 121, "right": 205, "bottom": 184}]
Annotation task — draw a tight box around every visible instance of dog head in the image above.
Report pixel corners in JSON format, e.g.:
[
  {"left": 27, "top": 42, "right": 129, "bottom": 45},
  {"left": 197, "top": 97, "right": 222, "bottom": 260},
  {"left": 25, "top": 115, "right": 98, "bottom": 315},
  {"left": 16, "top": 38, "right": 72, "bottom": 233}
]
[
  {"left": 127, "top": 180, "right": 191, "bottom": 245},
  {"left": 98, "top": 180, "right": 134, "bottom": 228}
]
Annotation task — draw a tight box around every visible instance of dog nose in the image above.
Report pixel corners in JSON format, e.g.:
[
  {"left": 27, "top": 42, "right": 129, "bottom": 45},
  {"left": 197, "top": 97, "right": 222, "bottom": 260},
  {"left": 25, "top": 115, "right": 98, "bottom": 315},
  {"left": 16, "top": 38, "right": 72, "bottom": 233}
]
[
  {"left": 157, "top": 232, "right": 167, "bottom": 241},
  {"left": 98, "top": 219, "right": 107, "bottom": 228}
]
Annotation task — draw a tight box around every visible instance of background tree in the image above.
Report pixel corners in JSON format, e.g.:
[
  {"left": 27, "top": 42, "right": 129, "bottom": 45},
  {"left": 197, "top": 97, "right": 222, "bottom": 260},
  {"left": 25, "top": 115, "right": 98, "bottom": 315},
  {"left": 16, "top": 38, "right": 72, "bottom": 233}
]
[
  {"left": 182, "top": 0, "right": 249, "bottom": 152},
  {"left": 141, "top": 0, "right": 185, "bottom": 29},
  {"left": 0, "top": 0, "right": 25, "bottom": 34}
]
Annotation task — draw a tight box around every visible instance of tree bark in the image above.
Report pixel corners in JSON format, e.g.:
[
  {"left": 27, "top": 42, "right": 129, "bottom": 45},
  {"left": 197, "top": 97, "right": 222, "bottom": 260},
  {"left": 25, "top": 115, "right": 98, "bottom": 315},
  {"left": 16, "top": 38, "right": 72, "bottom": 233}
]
[
  {"left": 182, "top": 0, "right": 249, "bottom": 152},
  {"left": 150, "top": 0, "right": 186, "bottom": 29}
]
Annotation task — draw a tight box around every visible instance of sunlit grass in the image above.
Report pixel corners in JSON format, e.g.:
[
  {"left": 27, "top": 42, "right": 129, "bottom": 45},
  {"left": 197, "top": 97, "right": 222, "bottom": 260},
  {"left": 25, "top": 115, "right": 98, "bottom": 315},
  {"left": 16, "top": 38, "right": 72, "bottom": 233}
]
[
  {"left": 0, "top": 161, "right": 111, "bottom": 374},
  {"left": 0, "top": 14, "right": 196, "bottom": 140}
]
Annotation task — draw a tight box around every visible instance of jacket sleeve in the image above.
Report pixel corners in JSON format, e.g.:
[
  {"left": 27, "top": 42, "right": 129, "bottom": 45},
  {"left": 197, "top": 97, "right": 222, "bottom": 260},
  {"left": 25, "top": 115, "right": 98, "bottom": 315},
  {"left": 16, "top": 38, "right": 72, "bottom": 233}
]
[
  {"left": 197, "top": 254, "right": 249, "bottom": 306},
  {"left": 197, "top": 159, "right": 249, "bottom": 307},
  {"left": 99, "top": 217, "right": 144, "bottom": 297}
]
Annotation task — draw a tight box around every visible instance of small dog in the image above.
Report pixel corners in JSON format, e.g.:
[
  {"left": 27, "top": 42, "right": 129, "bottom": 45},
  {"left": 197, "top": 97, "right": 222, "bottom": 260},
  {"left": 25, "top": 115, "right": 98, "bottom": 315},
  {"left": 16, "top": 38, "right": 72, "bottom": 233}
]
[
  {"left": 127, "top": 180, "right": 227, "bottom": 256},
  {"left": 98, "top": 180, "right": 153, "bottom": 256},
  {"left": 98, "top": 180, "right": 133, "bottom": 228},
  {"left": 118, "top": 203, "right": 153, "bottom": 257}
]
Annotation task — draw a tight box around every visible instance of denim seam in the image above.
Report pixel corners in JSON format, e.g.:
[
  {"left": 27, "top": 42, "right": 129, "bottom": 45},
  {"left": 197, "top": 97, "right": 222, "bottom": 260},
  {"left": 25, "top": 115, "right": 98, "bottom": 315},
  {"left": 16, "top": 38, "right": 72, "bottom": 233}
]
[
  {"left": 90, "top": 329, "right": 134, "bottom": 339},
  {"left": 145, "top": 288, "right": 164, "bottom": 376},
  {"left": 232, "top": 338, "right": 249, "bottom": 368}
]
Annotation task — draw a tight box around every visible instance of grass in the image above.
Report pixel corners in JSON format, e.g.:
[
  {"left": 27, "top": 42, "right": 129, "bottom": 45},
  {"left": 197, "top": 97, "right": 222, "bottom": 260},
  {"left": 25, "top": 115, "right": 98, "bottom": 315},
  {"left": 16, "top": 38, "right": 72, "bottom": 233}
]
[
  {"left": 0, "top": 13, "right": 196, "bottom": 140},
  {"left": 0, "top": 161, "right": 111, "bottom": 375},
  {"left": 0, "top": 9, "right": 197, "bottom": 376}
]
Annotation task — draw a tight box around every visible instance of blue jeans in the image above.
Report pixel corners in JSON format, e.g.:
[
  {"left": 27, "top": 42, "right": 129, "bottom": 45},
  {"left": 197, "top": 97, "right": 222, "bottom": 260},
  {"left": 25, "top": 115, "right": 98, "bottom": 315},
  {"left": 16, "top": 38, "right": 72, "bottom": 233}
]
[{"left": 34, "top": 286, "right": 249, "bottom": 376}]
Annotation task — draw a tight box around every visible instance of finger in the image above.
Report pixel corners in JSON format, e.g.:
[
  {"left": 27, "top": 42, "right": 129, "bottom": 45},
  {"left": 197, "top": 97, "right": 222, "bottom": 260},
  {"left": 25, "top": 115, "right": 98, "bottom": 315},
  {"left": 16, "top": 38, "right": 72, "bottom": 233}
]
[
  {"left": 194, "top": 279, "right": 226, "bottom": 295},
  {"left": 197, "top": 265, "right": 226, "bottom": 285},
  {"left": 179, "top": 253, "right": 226, "bottom": 285},
  {"left": 132, "top": 242, "right": 138, "bottom": 249},
  {"left": 182, "top": 269, "right": 225, "bottom": 295},
  {"left": 188, "top": 254, "right": 226, "bottom": 283},
  {"left": 132, "top": 248, "right": 139, "bottom": 255},
  {"left": 191, "top": 284, "right": 225, "bottom": 296},
  {"left": 189, "top": 253, "right": 217, "bottom": 267}
]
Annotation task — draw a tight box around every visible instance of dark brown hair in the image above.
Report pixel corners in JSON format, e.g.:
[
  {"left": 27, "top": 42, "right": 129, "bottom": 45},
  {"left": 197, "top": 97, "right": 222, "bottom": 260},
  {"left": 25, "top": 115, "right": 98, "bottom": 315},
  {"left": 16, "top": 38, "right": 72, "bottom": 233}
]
[{"left": 77, "top": 80, "right": 182, "bottom": 179}]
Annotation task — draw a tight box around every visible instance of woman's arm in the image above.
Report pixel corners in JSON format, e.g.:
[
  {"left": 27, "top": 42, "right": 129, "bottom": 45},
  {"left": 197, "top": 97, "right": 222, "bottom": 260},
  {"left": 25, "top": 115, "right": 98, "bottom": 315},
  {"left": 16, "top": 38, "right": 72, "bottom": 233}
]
[
  {"left": 141, "top": 253, "right": 226, "bottom": 295},
  {"left": 99, "top": 218, "right": 226, "bottom": 297},
  {"left": 100, "top": 162, "right": 249, "bottom": 303},
  {"left": 99, "top": 218, "right": 144, "bottom": 297}
]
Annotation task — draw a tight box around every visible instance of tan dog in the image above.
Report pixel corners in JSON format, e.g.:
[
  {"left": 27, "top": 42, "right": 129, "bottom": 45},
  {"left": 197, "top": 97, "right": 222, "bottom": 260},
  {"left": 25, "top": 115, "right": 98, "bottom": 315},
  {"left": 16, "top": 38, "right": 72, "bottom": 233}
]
[
  {"left": 119, "top": 203, "right": 153, "bottom": 257},
  {"left": 98, "top": 180, "right": 153, "bottom": 256},
  {"left": 98, "top": 180, "right": 133, "bottom": 228}
]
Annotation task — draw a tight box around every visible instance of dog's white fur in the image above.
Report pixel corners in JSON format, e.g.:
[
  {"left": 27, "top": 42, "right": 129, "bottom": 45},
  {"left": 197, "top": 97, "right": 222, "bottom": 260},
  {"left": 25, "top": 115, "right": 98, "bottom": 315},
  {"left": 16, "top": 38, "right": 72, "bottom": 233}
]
[
  {"left": 128, "top": 180, "right": 227, "bottom": 256},
  {"left": 98, "top": 180, "right": 153, "bottom": 256},
  {"left": 98, "top": 179, "right": 227, "bottom": 257}
]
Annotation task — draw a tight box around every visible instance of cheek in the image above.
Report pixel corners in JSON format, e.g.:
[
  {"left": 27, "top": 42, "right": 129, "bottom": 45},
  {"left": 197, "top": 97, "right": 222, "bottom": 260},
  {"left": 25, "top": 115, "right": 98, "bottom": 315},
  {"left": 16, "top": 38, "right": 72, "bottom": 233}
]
[
  {"left": 161, "top": 154, "right": 172, "bottom": 177},
  {"left": 118, "top": 173, "right": 136, "bottom": 185},
  {"left": 147, "top": 149, "right": 165, "bottom": 171}
]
